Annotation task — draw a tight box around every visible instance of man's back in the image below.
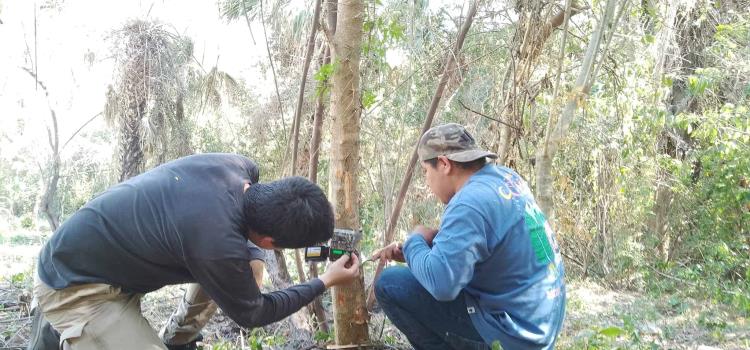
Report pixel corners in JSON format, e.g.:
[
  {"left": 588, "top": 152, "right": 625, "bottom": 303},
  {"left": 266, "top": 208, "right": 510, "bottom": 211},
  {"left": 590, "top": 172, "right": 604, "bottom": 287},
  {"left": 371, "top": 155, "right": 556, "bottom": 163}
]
[
  {"left": 407, "top": 163, "right": 566, "bottom": 349},
  {"left": 38, "top": 153, "right": 260, "bottom": 293},
  {"left": 456, "top": 164, "right": 565, "bottom": 349}
]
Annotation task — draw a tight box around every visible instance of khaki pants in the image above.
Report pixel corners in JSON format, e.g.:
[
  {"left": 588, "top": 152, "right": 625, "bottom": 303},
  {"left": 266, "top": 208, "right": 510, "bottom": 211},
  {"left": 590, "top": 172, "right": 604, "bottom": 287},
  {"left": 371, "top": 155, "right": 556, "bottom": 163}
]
[
  {"left": 160, "top": 260, "right": 265, "bottom": 346},
  {"left": 34, "top": 260, "right": 264, "bottom": 349},
  {"left": 34, "top": 275, "right": 165, "bottom": 350}
]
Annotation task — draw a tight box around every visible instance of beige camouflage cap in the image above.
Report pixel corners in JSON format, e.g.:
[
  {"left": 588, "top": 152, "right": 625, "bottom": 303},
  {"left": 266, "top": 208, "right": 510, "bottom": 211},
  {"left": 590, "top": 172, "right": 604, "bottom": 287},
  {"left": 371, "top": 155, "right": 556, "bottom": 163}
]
[{"left": 417, "top": 123, "right": 497, "bottom": 162}]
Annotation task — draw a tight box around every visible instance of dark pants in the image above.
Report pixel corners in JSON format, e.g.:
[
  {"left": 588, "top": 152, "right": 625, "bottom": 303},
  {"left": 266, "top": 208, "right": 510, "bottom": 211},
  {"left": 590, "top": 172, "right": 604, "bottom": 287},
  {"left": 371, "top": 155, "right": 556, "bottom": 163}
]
[
  {"left": 27, "top": 307, "right": 60, "bottom": 350},
  {"left": 375, "top": 266, "right": 489, "bottom": 350}
]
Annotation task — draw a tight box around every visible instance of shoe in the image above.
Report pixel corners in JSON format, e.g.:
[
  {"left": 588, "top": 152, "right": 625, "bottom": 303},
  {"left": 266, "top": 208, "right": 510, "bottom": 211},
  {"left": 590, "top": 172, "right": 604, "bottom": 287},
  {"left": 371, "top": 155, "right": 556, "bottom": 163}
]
[
  {"left": 164, "top": 333, "right": 204, "bottom": 350},
  {"left": 26, "top": 308, "right": 61, "bottom": 350}
]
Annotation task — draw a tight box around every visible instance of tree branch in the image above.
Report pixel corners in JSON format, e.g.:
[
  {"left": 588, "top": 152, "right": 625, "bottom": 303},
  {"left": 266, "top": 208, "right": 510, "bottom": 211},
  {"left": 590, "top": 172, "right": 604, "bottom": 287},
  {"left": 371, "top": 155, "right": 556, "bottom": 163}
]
[
  {"left": 457, "top": 99, "right": 521, "bottom": 130},
  {"left": 62, "top": 112, "right": 103, "bottom": 149},
  {"left": 367, "top": 0, "right": 481, "bottom": 311}
]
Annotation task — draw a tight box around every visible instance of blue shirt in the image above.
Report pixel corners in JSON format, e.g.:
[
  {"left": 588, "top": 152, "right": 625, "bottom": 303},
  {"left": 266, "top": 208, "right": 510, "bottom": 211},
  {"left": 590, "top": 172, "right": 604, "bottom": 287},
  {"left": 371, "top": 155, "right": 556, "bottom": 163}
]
[{"left": 403, "top": 164, "right": 566, "bottom": 349}]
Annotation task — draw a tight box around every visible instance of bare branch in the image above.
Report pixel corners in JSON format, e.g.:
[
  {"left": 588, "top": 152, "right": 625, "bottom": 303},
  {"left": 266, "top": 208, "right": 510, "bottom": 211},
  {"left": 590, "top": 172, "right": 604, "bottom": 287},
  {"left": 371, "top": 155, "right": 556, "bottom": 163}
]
[
  {"left": 457, "top": 99, "right": 521, "bottom": 130},
  {"left": 62, "top": 112, "right": 103, "bottom": 149}
]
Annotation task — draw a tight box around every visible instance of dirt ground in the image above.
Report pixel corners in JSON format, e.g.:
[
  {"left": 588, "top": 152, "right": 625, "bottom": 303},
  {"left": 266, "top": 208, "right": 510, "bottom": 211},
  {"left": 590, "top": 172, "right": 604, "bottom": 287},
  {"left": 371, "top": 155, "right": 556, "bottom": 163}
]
[{"left": 1, "top": 230, "right": 748, "bottom": 349}]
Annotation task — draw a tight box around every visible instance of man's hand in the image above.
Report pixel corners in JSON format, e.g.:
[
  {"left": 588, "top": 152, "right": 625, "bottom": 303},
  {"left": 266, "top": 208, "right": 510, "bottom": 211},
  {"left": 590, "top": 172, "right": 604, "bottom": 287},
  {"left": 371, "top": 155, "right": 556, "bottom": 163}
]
[
  {"left": 371, "top": 241, "right": 405, "bottom": 263},
  {"left": 319, "top": 254, "right": 360, "bottom": 288},
  {"left": 411, "top": 225, "right": 438, "bottom": 246}
]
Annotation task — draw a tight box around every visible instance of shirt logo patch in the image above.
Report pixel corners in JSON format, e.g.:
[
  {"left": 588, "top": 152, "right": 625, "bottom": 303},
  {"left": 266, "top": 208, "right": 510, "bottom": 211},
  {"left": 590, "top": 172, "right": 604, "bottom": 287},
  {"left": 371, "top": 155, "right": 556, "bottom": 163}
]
[{"left": 524, "top": 203, "right": 556, "bottom": 263}]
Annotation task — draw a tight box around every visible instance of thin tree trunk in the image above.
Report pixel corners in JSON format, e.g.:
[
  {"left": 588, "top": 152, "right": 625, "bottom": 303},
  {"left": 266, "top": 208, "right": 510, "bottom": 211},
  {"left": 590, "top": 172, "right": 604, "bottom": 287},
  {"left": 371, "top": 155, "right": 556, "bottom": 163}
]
[
  {"left": 494, "top": 1, "right": 585, "bottom": 165},
  {"left": 22, "top": 67, "right": 61, "bottom": 231},
  {"left": 288, "top": 0, "right": 325, "bottom": 293},
  {"left": 649, "top": 1, "right": 719, "bottom": 262},
  {"left": 308, "top": 50, "right": 327, "bottom": 184},
  {"left": 367, "top": 0, "right": 480, "bottom": 311},
  {"left": 292, "top": 0, "right": 324, "bottom": 178},
  {"left": 265, "top": 250, "right": 314, "bottom": 340},
  {"left": 535, "top": 0, "right": 624, "bottom": 218},
  {"left": 41, "top": 108, "right": 60, "bottom": 231},
  {"left": 255, "top": 0, "right": 287, "bottom": 136},
  {"left": 240, "top": 1, "right": 300, "bottom": 321},
  {"left": 307, "top": 45, "right": 332, "bottom": 334},
  {"left": 328, "top": 0, "right": 369, "bottom": 344},
  {"left": 305, "top": 0, "right": 337, "bottom": 332}
]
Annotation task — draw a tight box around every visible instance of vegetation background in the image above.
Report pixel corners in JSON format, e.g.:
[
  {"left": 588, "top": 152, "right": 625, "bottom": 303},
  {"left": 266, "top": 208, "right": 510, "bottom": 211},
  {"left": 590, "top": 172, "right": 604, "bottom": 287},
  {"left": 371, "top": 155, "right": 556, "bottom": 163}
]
[{"left": 0, "top": 0, "right": 748, "bottom": 349}]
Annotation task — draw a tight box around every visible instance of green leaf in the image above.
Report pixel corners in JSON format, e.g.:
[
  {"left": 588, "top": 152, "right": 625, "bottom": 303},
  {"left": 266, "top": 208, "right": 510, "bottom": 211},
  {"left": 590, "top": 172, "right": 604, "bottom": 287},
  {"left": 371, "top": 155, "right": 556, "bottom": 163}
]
[
  {"left": 362, "top": 90, "right": 377, "bottom": 109},
  {"left": 662, "top": 75, "right": 674, "bottom": 88},
  {"left": 314, "top": 63, "right": 336, "bottom": 83},
  {"left": 599, "top": 326, "right": 626, "bottom": 338},
  {"left": 388, "top": 20, "right": 406, "bottom": 41}
]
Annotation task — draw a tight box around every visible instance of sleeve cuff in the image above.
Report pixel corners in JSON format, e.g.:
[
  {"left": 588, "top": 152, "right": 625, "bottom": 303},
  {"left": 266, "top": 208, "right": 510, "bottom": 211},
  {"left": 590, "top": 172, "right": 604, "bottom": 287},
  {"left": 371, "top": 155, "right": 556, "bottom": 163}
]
[
  {"left": 403, "top": 233, "right": 428, "bottom": 263},
  {"left": 308, "top": 278, "right": 326, "bottom": 294}
]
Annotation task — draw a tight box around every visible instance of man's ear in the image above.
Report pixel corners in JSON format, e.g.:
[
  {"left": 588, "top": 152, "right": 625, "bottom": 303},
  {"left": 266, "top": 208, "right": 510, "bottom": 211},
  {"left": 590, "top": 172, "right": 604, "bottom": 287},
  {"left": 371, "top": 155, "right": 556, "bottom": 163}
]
[
  {"left": 249, "top": 231, "right": 276, "bottom": 249},
  {"left": 437, "top": 156, "right": 452, "bottom": 174},
  {"left": 255, "top": 236, "right": 276, "bottom": 249}
]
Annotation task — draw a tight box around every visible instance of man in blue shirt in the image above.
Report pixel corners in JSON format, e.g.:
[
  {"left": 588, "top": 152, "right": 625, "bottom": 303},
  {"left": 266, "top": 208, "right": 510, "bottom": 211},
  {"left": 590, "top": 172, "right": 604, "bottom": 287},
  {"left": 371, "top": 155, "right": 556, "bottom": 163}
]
[{"left": 373, "top": 124, "right": 566, "bottom": 350}]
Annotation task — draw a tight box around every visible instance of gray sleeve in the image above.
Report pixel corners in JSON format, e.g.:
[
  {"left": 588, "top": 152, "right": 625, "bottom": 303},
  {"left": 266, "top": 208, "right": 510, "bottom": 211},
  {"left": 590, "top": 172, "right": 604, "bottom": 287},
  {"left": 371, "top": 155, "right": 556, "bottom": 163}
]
[
  {"left": 241, "top": 157, "right": 260, "bottom": 184},
  {"left": 186, "top": 257, "right": 325, "bottom": 329},
  {"left": 246, "top": 241, "right": 266, "bottom": 262}
]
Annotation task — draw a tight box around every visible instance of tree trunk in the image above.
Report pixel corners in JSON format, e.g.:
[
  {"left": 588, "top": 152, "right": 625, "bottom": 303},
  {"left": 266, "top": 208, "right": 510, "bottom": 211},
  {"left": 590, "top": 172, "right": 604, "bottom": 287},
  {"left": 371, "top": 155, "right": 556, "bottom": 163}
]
[
  {"left": 303, "top": 0, "right": 338, "bottom": 334},
  {"left": 292, "top": 0, "right": 324, "bottom": 179},
  {"left": 535, "top": 0, "right": 622, "bottom": 218},
  {"left": 41, "top": 108, "right": 61, "bottom": 231},
  {"left": 493, "top": 1, "right": 585, "bottom": 165},
  {"left": 649, "top": 1, "right": 719, "bottom": 262},
  {"left": 256, "top": 0, "right": 287, "bottom": 136},
  {"left": 328, "top": 0, "right": 369, "bottom": 344},
  {"left": 23, "top": 67, "right": 62, "bottom": 231},
  {"left": 264, "top": 250, "right": 314, "bottom": 341},
  {"left": 307, "top": 43, "right": 332, "bottom": 334},
  {"left": 367, "top": 0, "right": 480, "bottom": 310},
  {"left": 118, "top": 96, "right": 145, "bottom": 181},
  {"left": 289, "top": 0, "right": 325, "bottom": 297}
]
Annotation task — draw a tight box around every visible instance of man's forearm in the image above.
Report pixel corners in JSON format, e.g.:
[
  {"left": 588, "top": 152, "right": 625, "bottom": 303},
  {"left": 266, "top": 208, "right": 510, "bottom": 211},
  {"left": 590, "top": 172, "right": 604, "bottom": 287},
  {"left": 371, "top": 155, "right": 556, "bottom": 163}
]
[{"left": 232, "top": 278, "right": 326, "bottom": 328}]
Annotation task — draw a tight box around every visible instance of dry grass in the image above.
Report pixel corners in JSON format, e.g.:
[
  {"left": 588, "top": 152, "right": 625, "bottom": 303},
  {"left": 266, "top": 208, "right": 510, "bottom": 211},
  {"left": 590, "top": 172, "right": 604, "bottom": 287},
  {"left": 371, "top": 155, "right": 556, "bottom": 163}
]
[{"left": 2, "top": 230, "right": 747, "bottom": 349}]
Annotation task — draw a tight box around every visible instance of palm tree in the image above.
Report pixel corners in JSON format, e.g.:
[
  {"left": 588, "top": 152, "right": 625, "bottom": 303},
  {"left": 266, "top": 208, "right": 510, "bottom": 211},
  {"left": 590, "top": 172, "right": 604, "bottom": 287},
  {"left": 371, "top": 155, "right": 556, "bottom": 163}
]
[{"left": 105, "top": 20, "right": 192, "bottom": 181}]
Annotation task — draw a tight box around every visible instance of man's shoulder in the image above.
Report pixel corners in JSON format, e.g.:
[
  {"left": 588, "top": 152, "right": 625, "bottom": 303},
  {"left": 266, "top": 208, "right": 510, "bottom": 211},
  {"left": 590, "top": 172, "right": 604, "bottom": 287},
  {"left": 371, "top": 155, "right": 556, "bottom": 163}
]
[
  {"left": 164, "top": 154, "right": 259, "bottom": 181},
  {"left": 448, "top": 181, "right": 498, "bottom": 216},
  {"left": 172, "top": 153, "right": 256, "bottom": 167}
]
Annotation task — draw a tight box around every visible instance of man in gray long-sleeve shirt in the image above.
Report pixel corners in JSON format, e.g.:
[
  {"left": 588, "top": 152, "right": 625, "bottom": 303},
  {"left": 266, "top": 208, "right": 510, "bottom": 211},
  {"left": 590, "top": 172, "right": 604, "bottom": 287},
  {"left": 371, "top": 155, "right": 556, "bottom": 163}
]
[{"left": 30, "top": 153, "right": 360, "bottom": 350}]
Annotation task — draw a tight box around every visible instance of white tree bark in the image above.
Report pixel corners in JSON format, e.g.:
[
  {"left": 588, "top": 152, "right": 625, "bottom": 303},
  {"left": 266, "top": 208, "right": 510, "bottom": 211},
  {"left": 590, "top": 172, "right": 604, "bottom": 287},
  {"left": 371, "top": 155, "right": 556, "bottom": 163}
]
[{"left": 535, "top": 0, "right": 623, "bottom": 218}]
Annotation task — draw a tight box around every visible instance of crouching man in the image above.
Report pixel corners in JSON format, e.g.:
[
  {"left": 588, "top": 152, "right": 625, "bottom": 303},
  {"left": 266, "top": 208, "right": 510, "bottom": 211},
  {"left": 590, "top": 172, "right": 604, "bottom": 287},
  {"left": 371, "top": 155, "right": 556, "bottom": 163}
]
[
  {"left": 30, "top": 153, "right": 359, "bottom": 349},
  {"left": 373, "top": 124, "right": 566, "bottom": 350}
]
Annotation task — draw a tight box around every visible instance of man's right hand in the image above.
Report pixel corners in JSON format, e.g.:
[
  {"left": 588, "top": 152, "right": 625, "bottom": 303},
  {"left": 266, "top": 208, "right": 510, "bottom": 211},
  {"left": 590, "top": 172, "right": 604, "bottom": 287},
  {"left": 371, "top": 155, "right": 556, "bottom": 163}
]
[
  {"left": 371, "top": 241, "right": 405, "bottom": 263},
  {"left": 319, "top": 254, "right": 360, "bottom": 288}
]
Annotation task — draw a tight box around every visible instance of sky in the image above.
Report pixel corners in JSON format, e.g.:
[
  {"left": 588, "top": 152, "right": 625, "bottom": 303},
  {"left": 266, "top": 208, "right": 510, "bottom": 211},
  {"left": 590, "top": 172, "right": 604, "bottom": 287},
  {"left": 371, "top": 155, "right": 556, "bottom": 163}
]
[
  {"left": 0, "top": 0, "right": 462, "bottom": 165},
  {"left": 0, "top": 0, "right": 279, "bottom": 164}
]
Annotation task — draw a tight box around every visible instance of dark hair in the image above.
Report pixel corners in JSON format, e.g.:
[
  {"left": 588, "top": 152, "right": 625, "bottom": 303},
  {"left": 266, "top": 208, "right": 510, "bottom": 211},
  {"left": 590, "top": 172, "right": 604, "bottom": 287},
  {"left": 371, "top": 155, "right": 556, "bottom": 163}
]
[
  {"left": 243, "top": 176, "right": 334, "bottom": 248},
  {"left": 424, "top": 157, "right": 487, "bottom": 170}
]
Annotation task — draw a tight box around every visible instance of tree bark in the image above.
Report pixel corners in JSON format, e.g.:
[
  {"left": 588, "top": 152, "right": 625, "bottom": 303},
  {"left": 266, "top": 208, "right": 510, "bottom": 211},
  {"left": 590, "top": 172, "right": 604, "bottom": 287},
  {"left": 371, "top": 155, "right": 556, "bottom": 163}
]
[
  {"left": 649, "top": 1, "right": 719, "bottom": 262},
  {"left": 328, "top": 0, "right": 369, "bottom": 344},
  {"left": 288, "top": 0, "right": 325, "bottom": 295},
  {"left": 265, "top": 250, "right": 314, "bottom": 340},
  {"left": 493, "top": 1, "right": 585, "bottom": 166},
  {"left": 366, "top": 0, "right": 480, "bottom": 311},
  {"left": 535, "top": 0, "right": 623, "bottom": 218},
  {"left": 41, "top": 108, "right": 61, "bottom": 231},
  {"left": 255, "top": 0, "right": 287, "bottom": 136},
  {"left": 307, "top": 43, "right": 332, "bottom": 334},
  {"left": 22, "top": 67, "right": 61, "bottom": 231},
  {"left": 292, "top": 0, "right": 324, "bottom": 179}
]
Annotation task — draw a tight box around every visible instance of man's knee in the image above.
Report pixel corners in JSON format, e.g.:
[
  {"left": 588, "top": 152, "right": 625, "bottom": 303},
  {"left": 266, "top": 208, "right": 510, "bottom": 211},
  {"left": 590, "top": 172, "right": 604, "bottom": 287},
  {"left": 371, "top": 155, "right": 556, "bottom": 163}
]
[{"left": 375, "top": 266, "right": 417, "bottom": 303}]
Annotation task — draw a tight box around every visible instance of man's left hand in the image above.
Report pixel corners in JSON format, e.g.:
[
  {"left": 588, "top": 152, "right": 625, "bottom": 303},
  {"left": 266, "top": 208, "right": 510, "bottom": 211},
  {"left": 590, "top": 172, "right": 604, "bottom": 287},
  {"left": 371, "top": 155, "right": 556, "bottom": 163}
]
[{"left": 411, "top": 225, "right": 438, "bottom": 246}]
